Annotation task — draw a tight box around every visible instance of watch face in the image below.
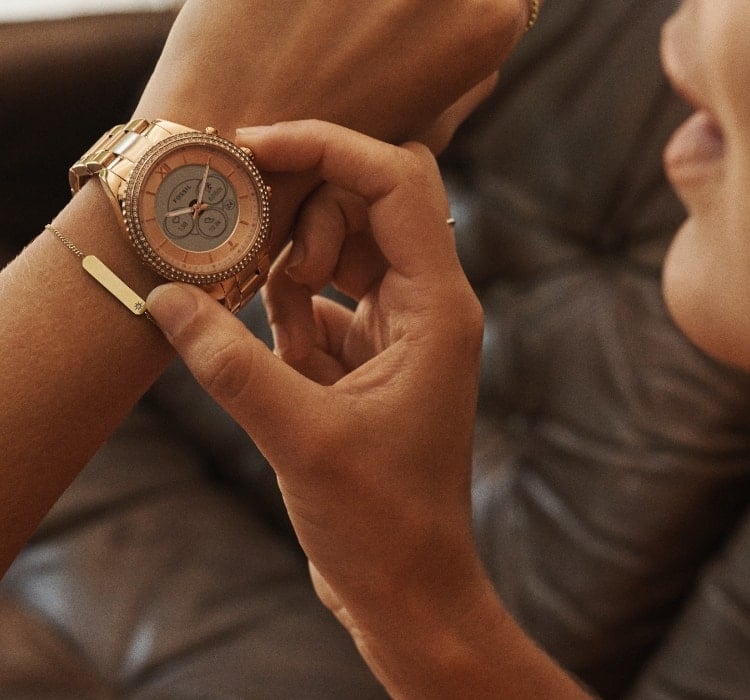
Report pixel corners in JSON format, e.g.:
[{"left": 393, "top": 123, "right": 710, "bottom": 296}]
[{"left": 123, "top": 132, "right": 270, "bottom": 284}]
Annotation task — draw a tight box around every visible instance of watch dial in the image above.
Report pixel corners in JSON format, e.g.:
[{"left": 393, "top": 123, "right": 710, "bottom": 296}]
[{"left": 126, "top": 133, "right": 270, "bottom": 284}]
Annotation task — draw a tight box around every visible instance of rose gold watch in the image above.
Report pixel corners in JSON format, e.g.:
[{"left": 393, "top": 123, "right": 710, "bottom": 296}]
[{"left": 69, "top": 118, "right": 271, "bottom": 313}]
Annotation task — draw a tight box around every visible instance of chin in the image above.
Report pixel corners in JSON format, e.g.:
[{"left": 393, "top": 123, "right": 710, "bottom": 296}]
[{"left": 662, "top": 224, "right": 750, "bottom": 373}]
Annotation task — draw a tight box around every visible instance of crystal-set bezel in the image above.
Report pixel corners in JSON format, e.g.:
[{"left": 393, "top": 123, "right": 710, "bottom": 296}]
[{"left": 122, "top": 131, "right": 270, "bottom": 285}]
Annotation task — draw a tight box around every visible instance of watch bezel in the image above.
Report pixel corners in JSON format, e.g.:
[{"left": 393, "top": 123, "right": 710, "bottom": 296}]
[{"left": 122, "top": 131, "right": 271, "bottom": 285}]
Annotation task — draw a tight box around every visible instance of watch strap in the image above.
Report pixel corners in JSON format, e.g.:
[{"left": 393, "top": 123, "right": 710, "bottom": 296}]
[
  {"left": 68, "top": 118, "right": 192, "bottom": 198},
  {"left": 214, "top": 250, "right": 271, "bottom": 313}
]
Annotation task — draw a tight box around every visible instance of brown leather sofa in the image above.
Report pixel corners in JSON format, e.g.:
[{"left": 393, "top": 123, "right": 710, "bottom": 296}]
[{"left": 1, "top": 1, "right": 749, "bottom": 698}]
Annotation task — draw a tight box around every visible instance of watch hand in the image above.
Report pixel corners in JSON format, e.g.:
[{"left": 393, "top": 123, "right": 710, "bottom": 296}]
[
  {"left": 166, "top": 207, "right": 195, "bottom": 218},
  {"left": 194, "top": 162, "right": 211, "bottom": 219}
]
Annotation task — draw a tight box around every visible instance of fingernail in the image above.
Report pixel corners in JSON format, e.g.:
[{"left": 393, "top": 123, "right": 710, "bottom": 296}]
[
  {"left": 285, "top": 241, "right": 306, "bottom": 280},
  {"left": 146, "top": 284, "right": 198, "bottom": 342}
]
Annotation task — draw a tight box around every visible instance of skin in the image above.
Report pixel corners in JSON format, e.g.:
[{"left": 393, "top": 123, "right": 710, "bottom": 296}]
[
  {"left": 148, "top": 119, "right": 588, "bottom": 698},
  {"left": 136, "top": 0, "right": 528, "bottom": 142},
  {"left": 661, "top": 0, "right": 750, "bottom": 370},
  {"left": 0, "top": 0, "right": 531, "bottom": 577}
]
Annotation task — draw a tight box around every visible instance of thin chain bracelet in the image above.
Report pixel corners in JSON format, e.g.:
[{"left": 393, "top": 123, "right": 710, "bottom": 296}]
[
  {"left": 526, "top": 0, "right": 540, "bottom": 31},
  {"left": 46, "top": 223, "right": 153, "bottom": 320}
]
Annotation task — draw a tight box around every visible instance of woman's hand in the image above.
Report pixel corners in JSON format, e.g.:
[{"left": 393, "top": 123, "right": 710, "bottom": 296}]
[{"left": 147, "top": 119, "right": 486, "bottom": 691}]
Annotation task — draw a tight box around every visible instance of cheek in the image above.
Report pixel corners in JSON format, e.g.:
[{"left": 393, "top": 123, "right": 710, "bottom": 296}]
[
  {"left": 720, "top": 5, "right": 750, "bottom": 129},
  {"left": 663, "top": 210, "right": 750, "bottom": 371}
]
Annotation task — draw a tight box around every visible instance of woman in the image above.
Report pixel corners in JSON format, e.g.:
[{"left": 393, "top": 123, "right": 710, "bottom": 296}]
[
  {"left": 146, "top": 0, "right": 749, "bottom": 697},
  {"left": 660, "top": 0, "right": 750, "bottom": 372}
]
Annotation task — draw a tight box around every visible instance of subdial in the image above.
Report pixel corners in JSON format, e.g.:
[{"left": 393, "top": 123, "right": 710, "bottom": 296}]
[
  {"left": 164, "top": 211, "right": 195, "bottom": 238},
  {"left": 197, "top": 208, "right": 229, "bottom": 238}
]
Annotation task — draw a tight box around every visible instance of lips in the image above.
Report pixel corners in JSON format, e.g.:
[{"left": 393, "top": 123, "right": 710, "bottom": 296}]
[
  {"left": 664, "top": 109, "right": 725, "bottom": 186},
  {"left": 661, "top": 24, "right": 726, "bottom": 187}
]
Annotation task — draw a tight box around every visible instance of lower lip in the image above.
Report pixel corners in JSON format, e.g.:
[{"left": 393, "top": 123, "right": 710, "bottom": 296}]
[{"left": 664, "top": 110, "right": 725, "bottom": 186}]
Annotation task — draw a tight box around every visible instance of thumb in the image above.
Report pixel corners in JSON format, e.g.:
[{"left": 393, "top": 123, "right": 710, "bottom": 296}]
[{"left": 147, "top": 283, "right": 324, "bottom": 459}]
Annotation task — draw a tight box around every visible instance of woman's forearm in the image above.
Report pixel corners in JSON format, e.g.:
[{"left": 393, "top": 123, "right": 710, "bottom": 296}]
[{"left": 0, "top": 184, "right": 170, "bottom": 575}]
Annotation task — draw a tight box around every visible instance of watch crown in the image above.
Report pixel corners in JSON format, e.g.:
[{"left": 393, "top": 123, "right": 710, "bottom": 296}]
[
  {"left": 204, "top": 127, "right": 218, "bottom": 136},
  {"left": 266, "top": 185, "right": 272, "bottom": 198}
]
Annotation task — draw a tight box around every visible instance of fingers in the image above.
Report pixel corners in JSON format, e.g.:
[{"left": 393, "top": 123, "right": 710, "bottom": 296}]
[
  {"left": 282, "top": 180, "right": 388, "bottom": 302},
  {"left": 264, "top": 273, "right": 355, "bottom": 385},
  {"left": 236, "top": 120, "right": 459, "bottom": 280},
  {"left": 263, "top": 245, "right": 318, "bottom": 363},
  {"left": 146, "top": 283, "right": 325, "bottom": 459},
  {"left": 263, "top": 245, "right": 358, "bottom": 380},
  {"left": 284, "top": 183, "right": 387, "bottom": 298},
  {"left": 285, "top": 183, "right": 352, "bottom": 293}
]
